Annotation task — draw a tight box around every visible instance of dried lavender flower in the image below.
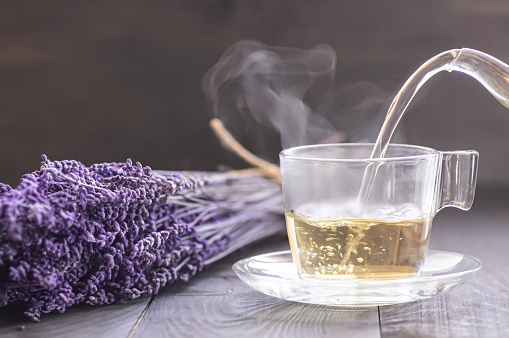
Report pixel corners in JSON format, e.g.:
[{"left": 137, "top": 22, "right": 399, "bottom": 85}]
[{"left": 0, "top": 156, "right": 284, "bottom": 321}]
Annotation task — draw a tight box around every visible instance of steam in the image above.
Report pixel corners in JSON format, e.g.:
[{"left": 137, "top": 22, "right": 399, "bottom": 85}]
[
  {"left": 202, "top": 40, "right": 402, "bottom": 150},
  {"left": 202, "top": 40, "right": 341, "bottom": 149},
  {"left": 329, "top": 82, "right": 403, "bottom": 144}
]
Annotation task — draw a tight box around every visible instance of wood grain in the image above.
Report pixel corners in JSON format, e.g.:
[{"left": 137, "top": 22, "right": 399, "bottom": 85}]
[
  {"left": 132, "top": 238, "right": 381, "bottom": 338},
  {"left": 380, "top": 201, "right": 509, "bottom": 337},
  {"left": 0, "top": 297, "right": 151, "bottom": 338}
]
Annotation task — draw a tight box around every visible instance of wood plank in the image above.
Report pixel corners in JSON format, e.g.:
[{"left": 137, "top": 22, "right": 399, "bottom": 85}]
[
  {"left": 0, "top": 295, "right": 151, "bottom": 338},
  {"left": 380, "top": 197, "right": 509, "bottom": 337},
  {"left": 132, "top": 236, "right": 381, "bottom": 338}
]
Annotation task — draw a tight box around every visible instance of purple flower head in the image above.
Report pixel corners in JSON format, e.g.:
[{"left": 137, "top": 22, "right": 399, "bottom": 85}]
[{"left": 0, "top": 156, "right": 284, "bottom": 321}]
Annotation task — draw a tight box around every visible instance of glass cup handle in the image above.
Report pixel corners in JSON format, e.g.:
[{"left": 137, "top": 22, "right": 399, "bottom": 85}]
[{"left": 437, "top": 150, "right": 479, "bottom": 212}]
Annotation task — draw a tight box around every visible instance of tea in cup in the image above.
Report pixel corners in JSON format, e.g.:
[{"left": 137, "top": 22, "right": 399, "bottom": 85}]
[{"left": 280, "top": 144, "right": 478, "bottom": 280}]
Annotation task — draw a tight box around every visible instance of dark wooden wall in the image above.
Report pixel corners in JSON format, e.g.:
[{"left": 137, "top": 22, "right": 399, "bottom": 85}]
[{"left": 2, "top": 1, "right": 509, "bottom": 187}]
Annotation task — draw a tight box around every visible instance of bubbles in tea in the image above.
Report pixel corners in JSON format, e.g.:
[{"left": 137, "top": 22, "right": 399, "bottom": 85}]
[{"left": 285, "top": 204, "right": 431, "bottom": 280}]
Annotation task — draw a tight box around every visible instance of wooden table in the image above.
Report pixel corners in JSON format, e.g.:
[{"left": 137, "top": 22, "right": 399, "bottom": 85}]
[{"left": 1, "top": 190, "right": 509, "bottom": 337}]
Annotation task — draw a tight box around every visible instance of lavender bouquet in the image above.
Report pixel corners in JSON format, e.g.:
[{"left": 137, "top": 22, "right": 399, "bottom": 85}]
[{"left": 0, "top": 155, "right": 283, "bottom": 321}]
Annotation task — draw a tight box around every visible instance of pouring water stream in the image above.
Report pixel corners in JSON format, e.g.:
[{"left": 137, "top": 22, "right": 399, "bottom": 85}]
[
  {"left": 357, "top": 48, "right": 509, "bottom": 207},
  {"left": 345, "top": 48, "right": 509, "bottom": 267}
]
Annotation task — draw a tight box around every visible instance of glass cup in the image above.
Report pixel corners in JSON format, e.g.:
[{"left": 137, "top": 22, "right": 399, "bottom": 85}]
[{"left": 279, "top": 143, "right": 478, "bottom": 280}]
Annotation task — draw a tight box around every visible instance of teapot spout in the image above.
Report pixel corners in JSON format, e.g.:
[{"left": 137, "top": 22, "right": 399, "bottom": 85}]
[{"left": 450, "top": 48, "right": 509, "bottom": 108}]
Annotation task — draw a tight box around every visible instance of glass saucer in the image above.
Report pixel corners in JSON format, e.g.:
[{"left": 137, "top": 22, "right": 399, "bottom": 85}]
[{"left": 232, "top": 249, "right": 481, "bottom": 307}]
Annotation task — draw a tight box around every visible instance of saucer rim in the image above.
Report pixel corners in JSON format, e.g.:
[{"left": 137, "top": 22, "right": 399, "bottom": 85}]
[
  {"left": 232, "top": 249, "right": 482, "bottom": 286},
  {"left": 232, "top": 249, "right": 482, "bottom": 306}
]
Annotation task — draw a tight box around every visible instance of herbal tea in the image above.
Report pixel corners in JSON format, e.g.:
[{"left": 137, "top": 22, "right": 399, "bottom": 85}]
[
  {"left": 285, "top": 209, "right": 430, "bottom": 280},
  {"left": 280, "top": 144, "right": 477, "bottom": 281}
]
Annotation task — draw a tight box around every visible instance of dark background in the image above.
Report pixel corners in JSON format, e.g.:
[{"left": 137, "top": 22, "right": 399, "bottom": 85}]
[{"left": 2, "top": 0, "right": 509, "bottom": 191}]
